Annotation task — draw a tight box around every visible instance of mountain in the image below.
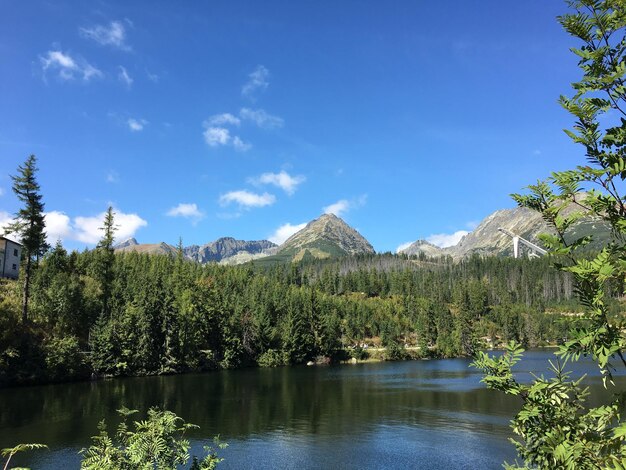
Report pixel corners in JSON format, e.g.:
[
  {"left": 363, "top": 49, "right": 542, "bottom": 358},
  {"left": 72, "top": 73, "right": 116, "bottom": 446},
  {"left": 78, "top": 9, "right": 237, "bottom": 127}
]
[
  {"left": 446, "top": 206, "right": 546, "bottom": 258},
  {"left": 399, "top": 195, "right": 612, "bottom": 259},
  {"left": 115, "top": 240, "right": 177, "bottom": 256},
  {"left": 114, "top": 236, "right": 277, "bottom": 264},
  {"left": 398, "top": 240, "right": 444, "bottom": 257},
  {"left": 185, "top": 237, "right": 277, "bottom": 264},
  {"left": 115, "top": 237, "right": 139, "bottom": 249},
  {"left": 272, "top": 213, "right": 375, "bottom": 262}
]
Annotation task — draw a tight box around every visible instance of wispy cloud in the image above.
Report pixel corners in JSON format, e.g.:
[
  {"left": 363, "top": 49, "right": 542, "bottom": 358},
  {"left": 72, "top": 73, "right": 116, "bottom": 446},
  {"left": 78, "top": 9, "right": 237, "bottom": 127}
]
[
  {"left": 206, "top": 113, "right": 240, "bottom": 126},
  {"left": 40, "top": 50, "right": 102, "bottom": 82},
  {"left": 106, "top": 171, "right": 120, "bottom": 183},
  {"left": 146, "top": 70, "right": 159, "bottom": 83},
  {"left": 323, "top": 195, "right": 367, "bottom": 217},
  {"left": 166, "top": 203, "right": 205, "bottom": 225},
  {"left": 202, "top": 123, "right": 250, "bottom": 151},
  {"left": 249, "top": 170, "right": 305, "bottom": 195},
  {"left": 232, "top": 136, "right": 252, "bottom": 152},
  {"left": 426, "top": 230, "right": 468, "bottom": 248},
  {"left": 203, "top": 126, "right": 231, "bottom": 146},
  {"left": 396, "top": 241, "right": 414, "bottom": 253},
  {"left": 219, "top": 190, "right": 275, "bottom": 209},
  {"left": 79, "top": 20, "right": 130, "bottom": 50},
  {"left": 118, "top": 66, "right": 133, "bottom": 88},
  {"left": 0, "top": 187, "right": 4, "bottom": 196},
  {"left": 127, "top": 118, "right": 148, "bottom": 132},
  {"left": 240, "top": 108, "right": 284, "bottom": 129},
  {"left": 242, "top": 65, "right": 269, "bottom": 99},
  {"left": 269, "top": 222, "right": 306, "bottom": 245}
]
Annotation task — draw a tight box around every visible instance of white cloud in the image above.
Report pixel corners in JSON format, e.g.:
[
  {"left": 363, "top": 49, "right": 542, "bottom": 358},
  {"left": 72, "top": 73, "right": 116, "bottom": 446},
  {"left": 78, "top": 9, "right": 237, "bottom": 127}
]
[
  {"left": 0, "top": 211, "right": 12, "bottom": 236},
  {"left": 396, "top": 241, "right": 414, "bottom": 253},
  {"left": 202, "top": 124, "right": 250, "bottom": 151},
  {"left": 324, "top": 199, "right": 350, "bottom": 217},
  {"left": 240, "top": 108, "right": 284, "bottom": 129},
  {"left": 206, "top": 113, "right": 240, "bottom": 126},
  {"left": 118, "top": 66, "right": 133, "bottom": 88},
  {"left": 166, "top": 203, "right": 205, "bottom": 224},
  {"left": 106, "top": 171, "right": 120, "bottom": 183},
  {"left": 250, "top": 170, "right": 305, "bottom": 195},
  {"left": 146, "top": 70, "right": 159, "bottom": 83},
  {"left": 232, "top": 136, "right": 252, "bottom": 152},
  {"left": 0, "top": 187, "right": 4, "bottom": 196},
  {"left": 426, "top": 230, "right": 468, "bottom": 248},
  {"left": 40, "top": 50, "right": 102, "bottom": 82},
  {"left": 242, "top": 65, "right": 269, "bottom": 99},
  {"left": 323, "top": 195, "right": 367, "bottom": 217},
  {"left": 1, "top": 208, "right": 146, "bottom": 246},
  {"left": 128, "top": 118, "right": 148, "bottom": 132},
  {"left": 269, "top": 222, "right": 307, "bottom": 245},
  {"left": 44, "top": 211, "right": 72, "bottom": 243},
  {"left": 79, "top": 20, "right": 130, "bottom": 50},
  {"left": 203, "top": 126, "right": 230, "bottom": 146},
  {"left": 74, "top": 209, "right": 147, "bottom": 245},
  {"left": 219, "top": 190, "right": 276, "bottom": 208}
]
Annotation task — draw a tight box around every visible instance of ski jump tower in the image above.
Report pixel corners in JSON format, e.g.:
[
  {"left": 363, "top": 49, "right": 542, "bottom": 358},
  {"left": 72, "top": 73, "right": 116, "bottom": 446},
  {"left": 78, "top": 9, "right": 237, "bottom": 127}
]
[{"left": 498, "top": 228, "right": 547, "bottom": 259}]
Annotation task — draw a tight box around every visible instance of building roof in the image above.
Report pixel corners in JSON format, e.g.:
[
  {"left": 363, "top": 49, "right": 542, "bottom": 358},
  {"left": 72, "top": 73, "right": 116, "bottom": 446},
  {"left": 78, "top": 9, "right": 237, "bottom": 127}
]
[{"left": 0, "top": 236, "right": 23, "bottom": 247}]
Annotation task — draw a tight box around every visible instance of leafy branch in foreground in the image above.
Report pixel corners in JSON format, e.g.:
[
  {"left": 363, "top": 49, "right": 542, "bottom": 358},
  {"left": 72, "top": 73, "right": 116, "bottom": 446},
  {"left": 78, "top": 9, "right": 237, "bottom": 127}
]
[
  {"left": 1, "top": 443, "right": 47, "bottom": 470},
  {"left": 80, "top": 407, "right": 226, "bottom": 470},
  {"left": 474, "top": 0, "right": 626, "bottom": 468}
]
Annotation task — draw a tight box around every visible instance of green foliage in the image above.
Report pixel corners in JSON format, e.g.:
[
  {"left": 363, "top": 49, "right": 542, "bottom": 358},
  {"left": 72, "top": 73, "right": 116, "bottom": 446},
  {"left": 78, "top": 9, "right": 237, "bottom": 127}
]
[
  {"left": 80, "top": 407, "right": 226, "bottom": 470},
  {"left": 4, "top": 154, "right": 49, "bottom": 324},
  {"left": 1, "top": 443, "right": 47, "bottom": 470},
  {"left": 475, "top": 1, "right": 626, "bottom": 467},
  {"left": 474, "top": 343, "right": 625, "bottom": 469},
  {"left": 257, "top": 349, "right": 287, "bottom": 367},
  {"left": 350, "top": 346, "right": 369, "bottom": 361},
  {"left": 384, "top": 341, "right": 408, "bottom": 361}
]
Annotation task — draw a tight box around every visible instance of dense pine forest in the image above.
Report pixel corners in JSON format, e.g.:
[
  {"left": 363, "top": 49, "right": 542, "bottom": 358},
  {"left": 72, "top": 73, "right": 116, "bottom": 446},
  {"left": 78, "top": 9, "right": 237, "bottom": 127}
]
[{"left": 2, "top": 236, "right": 619, "bottom": 387}]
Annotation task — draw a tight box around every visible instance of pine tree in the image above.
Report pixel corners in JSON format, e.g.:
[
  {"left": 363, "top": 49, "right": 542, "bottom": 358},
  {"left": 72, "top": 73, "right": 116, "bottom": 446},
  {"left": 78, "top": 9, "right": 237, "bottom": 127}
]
[
  {"left": 96, "top": 206, "right": 117, "bottom": 318},
  {"left": 4, "top": 155, "right": 49, "bottom": 323}
]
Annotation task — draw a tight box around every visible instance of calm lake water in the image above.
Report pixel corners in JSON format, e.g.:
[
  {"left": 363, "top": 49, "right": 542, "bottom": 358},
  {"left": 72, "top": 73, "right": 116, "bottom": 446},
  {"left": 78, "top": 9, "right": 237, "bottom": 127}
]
[{"left": 1, "top": 350, "right": 623, "bottom": 469}]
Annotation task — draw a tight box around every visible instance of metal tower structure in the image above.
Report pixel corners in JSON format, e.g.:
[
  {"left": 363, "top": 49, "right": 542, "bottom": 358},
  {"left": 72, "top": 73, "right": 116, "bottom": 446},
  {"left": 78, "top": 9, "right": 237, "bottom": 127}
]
[{"left": 498, "top": 228, "right": 547, "bottom": 259}]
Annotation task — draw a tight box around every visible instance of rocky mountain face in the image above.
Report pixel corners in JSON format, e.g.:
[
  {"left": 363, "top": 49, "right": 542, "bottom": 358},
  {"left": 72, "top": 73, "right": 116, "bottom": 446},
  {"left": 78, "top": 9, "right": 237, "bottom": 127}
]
[
  {"left": 115, "top": 239, "right": 176, "bottom": 256},
  {"left": 399, "top": 197, "right": 611, "bottom": 259},
  {"left": 277, "top": 213, "right": 375, "bottom": 260},
  {"left": 114, "top": 237, "right": 277, "bottom": 264},
  {"left": 447, "top": 206, "right": 547, "bottom": 258},
  {"left": 399, "top": 240, "right": 443, "bottom": 257},
  {"left": 185, "top": 237, "right": 277, "bottom": 264}
]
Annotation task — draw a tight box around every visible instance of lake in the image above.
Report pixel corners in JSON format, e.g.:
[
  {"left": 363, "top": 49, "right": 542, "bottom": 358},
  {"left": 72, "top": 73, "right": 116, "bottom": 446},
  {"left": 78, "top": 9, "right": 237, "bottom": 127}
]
[{"left": 1, "top": 350, "right": 621, "bottom": 469}]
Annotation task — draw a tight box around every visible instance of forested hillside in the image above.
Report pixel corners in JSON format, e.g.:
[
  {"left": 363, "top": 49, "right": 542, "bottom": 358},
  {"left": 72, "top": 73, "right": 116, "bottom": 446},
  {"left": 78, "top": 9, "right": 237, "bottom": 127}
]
[{"left": 2, "top": 243, "right": 620, "bottom": 387}]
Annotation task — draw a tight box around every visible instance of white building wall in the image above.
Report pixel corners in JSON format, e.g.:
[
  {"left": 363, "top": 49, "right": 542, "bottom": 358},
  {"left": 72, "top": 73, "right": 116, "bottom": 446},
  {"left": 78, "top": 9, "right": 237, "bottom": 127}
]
[{"left": 1, "top": 239, "right": 21, "bottom": 279}]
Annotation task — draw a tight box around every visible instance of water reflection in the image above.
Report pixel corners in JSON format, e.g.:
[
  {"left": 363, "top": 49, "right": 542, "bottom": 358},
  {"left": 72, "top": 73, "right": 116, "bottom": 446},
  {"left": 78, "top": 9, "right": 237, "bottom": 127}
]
[{"left": 1, "top": 350, "right": 623, "bottom": 469}]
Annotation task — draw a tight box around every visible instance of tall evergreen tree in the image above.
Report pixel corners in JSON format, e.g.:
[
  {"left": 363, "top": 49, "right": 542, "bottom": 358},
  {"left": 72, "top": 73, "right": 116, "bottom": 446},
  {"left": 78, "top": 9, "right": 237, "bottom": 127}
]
[
  {"left": 4, "top": 155, "right": 49, "bottom": 323},
  {"left": 96, "top": 206, "right": 117, "bottom": 318}
]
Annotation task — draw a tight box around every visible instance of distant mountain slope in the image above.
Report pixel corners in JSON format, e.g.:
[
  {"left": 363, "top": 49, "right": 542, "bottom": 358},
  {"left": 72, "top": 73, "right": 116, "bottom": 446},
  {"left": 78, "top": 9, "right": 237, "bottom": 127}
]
[
  {"left": 114, "top": 236, "right": 277, "bottom": 264},
  {"left": 399, "top": 195, "right": 612, "bottom": 259},
  {"left": 185, "top": 237, "right": 277, "bottom": 264},
  {"left": 115, "top": 240, "right": 177, "bottom": 256},
  {"left": 399, "top": 240, "right": 444, "bottom": 257},
  {"left": 279, "top": 213, "right": 374, "bottom": 256}
]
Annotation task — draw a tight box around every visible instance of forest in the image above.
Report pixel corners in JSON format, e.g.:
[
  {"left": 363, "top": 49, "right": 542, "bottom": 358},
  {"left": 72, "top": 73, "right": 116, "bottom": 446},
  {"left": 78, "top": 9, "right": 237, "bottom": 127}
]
[{"left": 1, "top": 229, "right": 614, "bottom": 387}]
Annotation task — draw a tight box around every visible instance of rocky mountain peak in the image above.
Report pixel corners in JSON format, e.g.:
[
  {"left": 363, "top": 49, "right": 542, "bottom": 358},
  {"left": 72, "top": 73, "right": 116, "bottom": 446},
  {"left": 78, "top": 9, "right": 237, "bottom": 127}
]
[
  {"left": 279, "top": 213, "right": 375, "bottom": 257},
  {"left": 114, "top": 237, "right": 138, "bottom": 249}
]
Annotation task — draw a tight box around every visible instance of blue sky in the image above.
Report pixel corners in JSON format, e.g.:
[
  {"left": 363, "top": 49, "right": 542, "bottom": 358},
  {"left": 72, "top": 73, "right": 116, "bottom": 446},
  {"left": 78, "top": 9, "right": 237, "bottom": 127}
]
[{"left": 1, "top": 1, "right": 583, "bottom": 252}]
